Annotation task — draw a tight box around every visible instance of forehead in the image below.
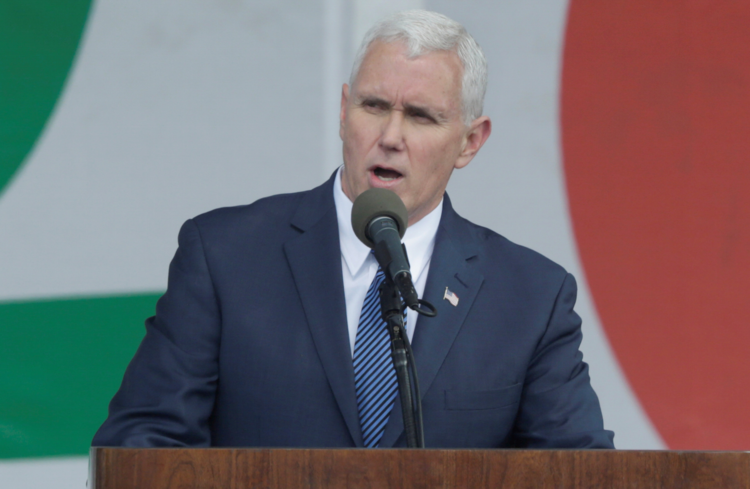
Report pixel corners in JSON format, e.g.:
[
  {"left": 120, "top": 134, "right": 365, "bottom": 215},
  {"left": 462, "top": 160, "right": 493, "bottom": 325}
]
[{"left": 353, "top": 41, "right": 463, "bottom": 110}]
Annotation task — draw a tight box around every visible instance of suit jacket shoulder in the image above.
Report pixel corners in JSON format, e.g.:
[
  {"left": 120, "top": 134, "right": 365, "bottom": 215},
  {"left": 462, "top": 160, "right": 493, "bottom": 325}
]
[
  {"left": 191, "top": 180, "right": 330, "bottom": 242},
  {"left": 450, "top": 208, "right": 567, "bottom": 280}
]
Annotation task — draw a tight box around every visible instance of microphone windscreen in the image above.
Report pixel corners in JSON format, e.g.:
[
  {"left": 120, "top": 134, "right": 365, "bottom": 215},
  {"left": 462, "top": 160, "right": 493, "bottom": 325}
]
[{"left": 351, "top": 188, "right": 408, "bottom": 247}]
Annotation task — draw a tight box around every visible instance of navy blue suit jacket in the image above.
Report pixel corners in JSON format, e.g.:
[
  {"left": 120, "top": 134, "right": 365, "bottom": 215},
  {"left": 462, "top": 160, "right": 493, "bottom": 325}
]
[{"left": 93, "top": 175, "right": 614, "bottom": 449}]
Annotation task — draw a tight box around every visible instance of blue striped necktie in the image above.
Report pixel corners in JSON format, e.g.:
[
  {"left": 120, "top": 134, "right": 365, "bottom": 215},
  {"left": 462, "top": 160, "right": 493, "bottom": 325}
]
[{"left": 353, "top": 268, "right": 402, "bottom": 448}]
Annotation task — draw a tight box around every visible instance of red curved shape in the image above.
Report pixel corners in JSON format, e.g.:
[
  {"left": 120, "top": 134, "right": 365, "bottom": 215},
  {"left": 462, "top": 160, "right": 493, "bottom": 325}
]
[{"left": 562, "top": 1, "right": 750, "bottom": 449}]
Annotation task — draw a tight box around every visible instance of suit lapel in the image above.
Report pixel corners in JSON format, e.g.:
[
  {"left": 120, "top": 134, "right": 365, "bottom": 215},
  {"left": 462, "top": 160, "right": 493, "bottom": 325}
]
[
  {"left": 283, "top": 179, "right": 364, "bottom": 447},
  {"left": 379, "top": 195, "right": 484, "bottom": 448}
]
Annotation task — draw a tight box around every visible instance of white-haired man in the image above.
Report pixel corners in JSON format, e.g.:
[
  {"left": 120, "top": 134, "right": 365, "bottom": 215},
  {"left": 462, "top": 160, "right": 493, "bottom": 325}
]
[{"left": 94, "top": 10, "right": 614, "bottom": 449}]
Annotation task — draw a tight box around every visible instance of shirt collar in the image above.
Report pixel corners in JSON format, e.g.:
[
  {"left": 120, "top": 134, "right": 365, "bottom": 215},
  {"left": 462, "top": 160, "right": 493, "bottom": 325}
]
[{"left": 333, "top": 166, "right": 442, "bottom": 281}]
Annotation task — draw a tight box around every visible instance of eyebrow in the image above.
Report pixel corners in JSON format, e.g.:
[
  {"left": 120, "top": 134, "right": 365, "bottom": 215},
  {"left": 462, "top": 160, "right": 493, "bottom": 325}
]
[{"left": 358, "top": 95, "right": 390, "bottom": 108}]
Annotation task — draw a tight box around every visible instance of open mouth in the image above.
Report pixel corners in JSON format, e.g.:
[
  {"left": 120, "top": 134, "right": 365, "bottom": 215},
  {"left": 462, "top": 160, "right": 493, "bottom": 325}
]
[{"left": 372, "top": 167, "right": 403, "bottom": 182}]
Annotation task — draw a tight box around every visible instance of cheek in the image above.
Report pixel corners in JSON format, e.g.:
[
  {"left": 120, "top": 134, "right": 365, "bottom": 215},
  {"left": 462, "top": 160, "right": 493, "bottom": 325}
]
[
  {"left": 418, "top": 127, "right": 461, "bottom": 154},
  {"left": 347, "top": 126, "right": 377, "bottom": 158},
  {"left": 421, "top": 137, "right": 459, "bottom": 172},
  {"left": 343, "top": 127, "right": 364, "bottom": 158}
]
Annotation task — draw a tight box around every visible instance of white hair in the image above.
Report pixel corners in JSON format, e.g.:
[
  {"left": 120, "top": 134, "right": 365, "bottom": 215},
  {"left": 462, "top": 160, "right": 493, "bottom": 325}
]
[{"left": 349, "top": 10, "right": 488, "bottom": 126}]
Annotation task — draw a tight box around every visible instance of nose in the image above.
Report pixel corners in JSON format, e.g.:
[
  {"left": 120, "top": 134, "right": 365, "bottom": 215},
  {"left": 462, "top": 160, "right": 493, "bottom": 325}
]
[{"left": 379, "top": 111, "right": 406, "bottom": 152}]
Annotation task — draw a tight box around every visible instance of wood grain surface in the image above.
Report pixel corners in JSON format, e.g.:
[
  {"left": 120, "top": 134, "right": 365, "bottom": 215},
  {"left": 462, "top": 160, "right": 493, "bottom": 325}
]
[{"left": 90, "top": 448, "right": 750, "bottom": 488}]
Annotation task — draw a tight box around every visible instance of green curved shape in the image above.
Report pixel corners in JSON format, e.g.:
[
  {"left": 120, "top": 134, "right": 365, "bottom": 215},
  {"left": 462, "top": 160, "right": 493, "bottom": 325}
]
[
  {"left": 0, "top": 293, "right": 162, "bottom": 459},
  {"left": 0, "top": 0, "right": 92, "bottom": 196}
]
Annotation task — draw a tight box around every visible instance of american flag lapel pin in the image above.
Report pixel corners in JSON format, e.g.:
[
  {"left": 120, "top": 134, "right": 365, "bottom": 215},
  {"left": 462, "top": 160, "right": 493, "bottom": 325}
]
[{"left": 443, "top": 287, "right": 459, "bottom": 306}]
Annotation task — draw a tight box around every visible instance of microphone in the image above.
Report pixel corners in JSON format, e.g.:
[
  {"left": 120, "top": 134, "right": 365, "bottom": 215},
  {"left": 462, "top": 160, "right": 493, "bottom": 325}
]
[{"left": 351, "top": 188, "right": 420, "bottom": 309}]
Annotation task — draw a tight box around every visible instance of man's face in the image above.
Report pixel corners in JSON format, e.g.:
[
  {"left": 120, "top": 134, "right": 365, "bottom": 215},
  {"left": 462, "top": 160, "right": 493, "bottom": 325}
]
[{"left": 339, "top": 41, "right": 490, "bottom": 226}]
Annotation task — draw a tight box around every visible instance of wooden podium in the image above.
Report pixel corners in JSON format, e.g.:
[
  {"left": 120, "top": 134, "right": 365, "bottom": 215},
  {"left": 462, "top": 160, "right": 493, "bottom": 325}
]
[{"left": 90, "top": 447, "right": 749, "bottom": 488}]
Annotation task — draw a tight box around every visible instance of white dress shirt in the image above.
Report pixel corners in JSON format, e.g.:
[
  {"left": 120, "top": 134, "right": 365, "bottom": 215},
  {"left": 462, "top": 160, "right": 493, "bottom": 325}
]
[{"left": 333, "top": 167, "right": 442, "bottom": 355}]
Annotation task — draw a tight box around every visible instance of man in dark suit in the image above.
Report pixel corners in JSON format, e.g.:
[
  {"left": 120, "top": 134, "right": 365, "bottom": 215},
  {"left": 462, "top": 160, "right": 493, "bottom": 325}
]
[{"left": 93, "top": 10, "right": 614, "bottom": 449}]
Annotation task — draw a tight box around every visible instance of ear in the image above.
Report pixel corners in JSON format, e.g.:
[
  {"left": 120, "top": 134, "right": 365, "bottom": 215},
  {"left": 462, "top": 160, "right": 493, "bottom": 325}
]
[
  {"left": 339, "top": 83, "right": 350, "bottom": 140},
  {"left": 454, "top": 116, "right": 492, "bottom": 170}
]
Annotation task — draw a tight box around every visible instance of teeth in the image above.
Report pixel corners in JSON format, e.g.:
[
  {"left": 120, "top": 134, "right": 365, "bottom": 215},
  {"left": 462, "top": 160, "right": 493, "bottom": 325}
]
[
  {"left": 373, "top": 168, "right": 401, "bottom": 182},
  {"left": 377, "top": 174, "right": 397, "bottom": 181}
]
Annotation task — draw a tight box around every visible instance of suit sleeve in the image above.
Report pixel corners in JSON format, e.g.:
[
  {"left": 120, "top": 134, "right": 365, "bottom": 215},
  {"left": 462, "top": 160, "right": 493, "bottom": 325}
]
[
  {"left": 512, "top": 273, "right": 615, "bottom": 448},
  {"left": 92, "top": 219, "right": 221, "bottom": 447}
]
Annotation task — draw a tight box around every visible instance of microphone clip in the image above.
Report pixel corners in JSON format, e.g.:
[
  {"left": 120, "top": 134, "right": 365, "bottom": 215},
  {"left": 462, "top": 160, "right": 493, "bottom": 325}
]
[{"left": 374, "top": 242, "right": 437, "bottom": 318}]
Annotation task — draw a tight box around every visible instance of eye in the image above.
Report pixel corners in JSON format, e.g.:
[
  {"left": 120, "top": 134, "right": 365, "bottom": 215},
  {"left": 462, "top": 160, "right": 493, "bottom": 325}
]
[
  {"left": 407, "top": 109, "right": 436, "bottom": 124},
  {"left": 361, "top": 98, "right": 388, "bottom": 113}
]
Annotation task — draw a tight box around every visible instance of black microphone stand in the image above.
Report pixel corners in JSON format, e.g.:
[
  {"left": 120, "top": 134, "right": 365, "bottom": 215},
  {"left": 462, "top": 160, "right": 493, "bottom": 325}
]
[{"left": 378, "top": 275, "right": 425, "bottom": 448}]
